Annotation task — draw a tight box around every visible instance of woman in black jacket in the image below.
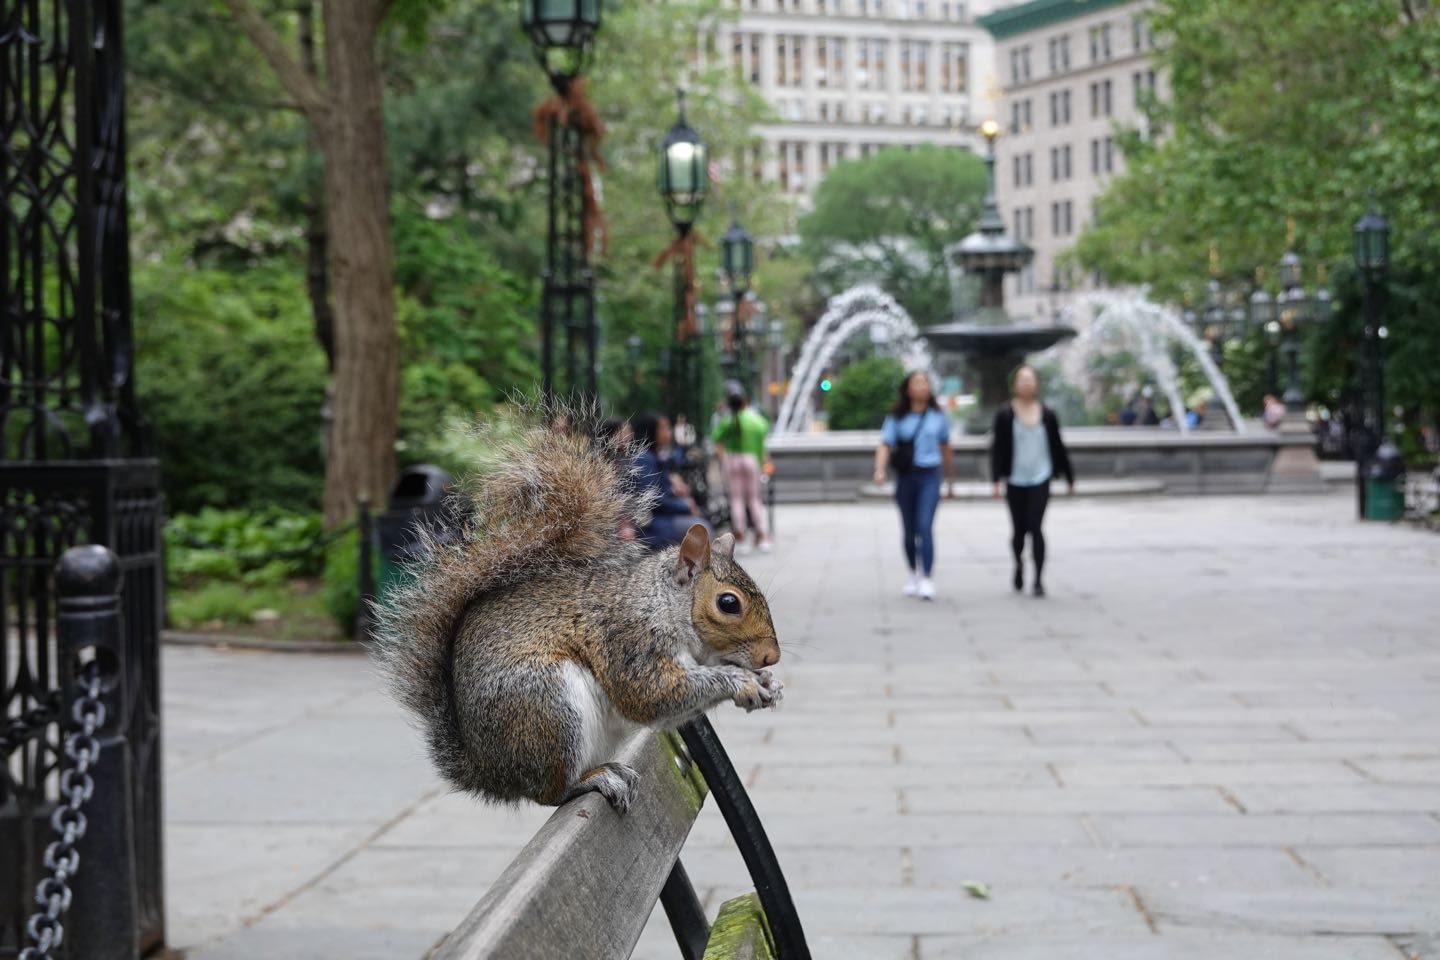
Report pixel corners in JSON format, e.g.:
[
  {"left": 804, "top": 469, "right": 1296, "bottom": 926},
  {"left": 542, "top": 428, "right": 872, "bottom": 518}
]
[{"left": 990, "top": 366, "right": 1074, "bottom": 596}]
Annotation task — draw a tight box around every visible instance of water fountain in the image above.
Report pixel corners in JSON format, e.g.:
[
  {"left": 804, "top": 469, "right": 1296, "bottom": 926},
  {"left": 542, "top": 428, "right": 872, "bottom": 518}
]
[
  {"left": 921, "top": 119, "right": 1075, "bottom": 430},
  {"left": 1073, "top": 291, "right": 1247, "bottom": 434},
  {"left": 774, "top": 284, "right": 931, "bottom": 434}
]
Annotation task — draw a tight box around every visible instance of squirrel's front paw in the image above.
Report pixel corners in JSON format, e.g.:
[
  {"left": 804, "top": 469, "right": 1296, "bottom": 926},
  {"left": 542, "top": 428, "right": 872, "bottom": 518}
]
[{"left": 732, "top": 668, "right": 784, "bottom": 712}]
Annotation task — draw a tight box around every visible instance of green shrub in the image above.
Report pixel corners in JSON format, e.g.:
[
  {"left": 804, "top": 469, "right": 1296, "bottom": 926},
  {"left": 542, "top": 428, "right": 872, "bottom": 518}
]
[
  {"left": 165, "top": 508, "right": 328, "bottom": 589},
  {"left": 827, "top": 356, "right": 907, "bottom": 431}
]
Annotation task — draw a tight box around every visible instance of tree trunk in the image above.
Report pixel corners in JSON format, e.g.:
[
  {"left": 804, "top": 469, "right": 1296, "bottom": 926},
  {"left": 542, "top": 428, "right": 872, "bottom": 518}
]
[
  {"left": 299, "top": 0, "right": 335, "bottom": 371},
  {"left": 319, "top": 1, "right": 398, "bottom": 527}
]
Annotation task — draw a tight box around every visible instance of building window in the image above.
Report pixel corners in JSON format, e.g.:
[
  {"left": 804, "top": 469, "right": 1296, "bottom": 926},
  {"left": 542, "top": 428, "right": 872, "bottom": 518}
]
[
  {"left": 1090, "top": 138, "right": 1099, "bottom": 174},
  {"left": 1104, "top": 135, "right": 1114, "bottom": 173},
  {"left": 748, "top": 34, "right": 761, "bottom": 85},
  {"left": 857, "top": 39, "right": 887, "bottom": 90},
  {"left": 817, "top": 38, "right": 830, "bottom": 88},
  {"left": 732, "top": 32, "right": 745, "bottom": 79},
  {"left": 779, "top": 143, "right": 790, "bottom": 192},
  {"left": 1047, "top": 34, "right": 1070, "bottom": 74},
  {"left": 916, "top": 0, "right": 925, "bottom": 15},
  {"left": 900, "top": 40, "right": 930, "bottom": 91},
  {"left": 1048, "top": 91, "right": 1058, "bottom": 127},
  {"left": 1012, "top": 155, "right": 1021, "bottom": 188},
  {"left": 1051, "top": 200, "right": 1074, "bottom": 237},
  {"left": 1132, "top": 13, "right": 1155, "bottom": 50},
  {"left": 1024, "top": 152, "right": 1033, "bottom": 185},
  {"left": 940, "top": 42, "right": 968, "bottom": 92},
  {"left": 1049, "top": 146, "right": 1058, "bottom": 181},
  {"left": 1009, "top": 45, "right": 1031, "bottom": 84},
  {"left": 1061, "top": 89, "right": 1071, "bottom": 124},
  {"left": 793, "top": 144, "right": 806, "bottom": 192},
  {"left": 1091, "top": 80, "right": 1112, "bottom": 117},
  {"left": 776, "top": 36, "right": 788, "bottom": 86},
  {"left": 1089, "top": 23, "right": 1112, "bottom": 62}
]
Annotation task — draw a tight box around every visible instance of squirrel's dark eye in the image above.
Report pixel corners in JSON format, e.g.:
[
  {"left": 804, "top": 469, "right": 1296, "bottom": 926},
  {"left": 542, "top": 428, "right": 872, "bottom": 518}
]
[{"left": 717, "top": 592, "right": 742, "bottom": 616}]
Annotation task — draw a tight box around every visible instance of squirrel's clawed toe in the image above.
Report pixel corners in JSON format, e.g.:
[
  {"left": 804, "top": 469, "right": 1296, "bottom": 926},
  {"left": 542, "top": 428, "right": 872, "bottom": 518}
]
[
  {"left": 732, "top": 668, "right": 784, "bottom": 712},
  {"left": 565, "top": 762, "right": 642, "bottom": 815}
]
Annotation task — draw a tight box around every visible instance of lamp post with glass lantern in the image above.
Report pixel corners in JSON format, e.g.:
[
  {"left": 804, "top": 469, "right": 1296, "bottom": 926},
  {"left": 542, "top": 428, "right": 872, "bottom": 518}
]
[
  {"left": 722, "top": 212, "right": 756, "bottom": 396},
  {"left": 657, "top": 89, "right": 708, "bottom": 432},
  {"left": 521, "top": 0, "right": 603, "bottom": 400},
  {"left": 1352, "top": 201, "right": 1390, "bottom": 518}
]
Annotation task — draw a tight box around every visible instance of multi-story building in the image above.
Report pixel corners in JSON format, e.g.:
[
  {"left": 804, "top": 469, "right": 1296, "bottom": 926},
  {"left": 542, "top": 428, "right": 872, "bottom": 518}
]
[
  {"left": 977, "top": 0, "right": 1160, "bottom": 322},
  {"left": 707, "top": 0, "right": 1001, "bottom": 204}
]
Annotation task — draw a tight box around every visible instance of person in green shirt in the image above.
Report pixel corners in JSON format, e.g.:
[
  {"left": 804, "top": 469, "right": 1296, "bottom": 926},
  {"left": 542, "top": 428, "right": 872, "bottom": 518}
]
[{"left": 713, "top": 388, "right": 773, "bottom": 554}]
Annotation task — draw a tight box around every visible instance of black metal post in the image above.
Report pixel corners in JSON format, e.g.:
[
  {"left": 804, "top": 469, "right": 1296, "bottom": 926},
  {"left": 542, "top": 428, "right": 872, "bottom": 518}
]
[
  {"left": 3, "top": 2, "right": 166, "bottom": 950},
  {"left": 659, "top": 859, "right": 709, "bottom": 960},
  {"left": 678, "top": 717, "right": 811, "bottom": 960},
  {"left": 57, "top": 544, "right": 139, "bottom": 960},
  {"left": 357, "top": 498, "right": 375, "bottom": 642},
  {"left": 1281, "top": 329, "right": 1304, "bottom": 414},
  {"left": 669, "top": 260, "right": 692, "bottom": 424},
  {"left": 540, "top": 85, "right": 597, "bottom": 403}
]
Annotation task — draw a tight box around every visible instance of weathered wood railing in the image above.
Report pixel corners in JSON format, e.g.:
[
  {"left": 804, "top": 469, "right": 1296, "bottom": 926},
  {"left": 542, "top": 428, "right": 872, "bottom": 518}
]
[{"left": 425, "top": 719, "right": 809, "bottom": 960}]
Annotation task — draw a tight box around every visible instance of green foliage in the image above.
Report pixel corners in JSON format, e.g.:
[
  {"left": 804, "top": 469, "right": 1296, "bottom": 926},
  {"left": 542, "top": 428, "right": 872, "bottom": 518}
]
[
  {"left": 800, "top": 146, "right": 987, "bottom": 325},
  {"left": 134, "top": 262, "right": 328, "bottom": 513},
  {"left": 827, "top": 356, "right": 906, "bottom": 431},
  {"left": 1074, "top": 0, "right": 1440, "bottom": 428},
  {"left": 165, "top": 508, "right": 329, "bottom": 587}
]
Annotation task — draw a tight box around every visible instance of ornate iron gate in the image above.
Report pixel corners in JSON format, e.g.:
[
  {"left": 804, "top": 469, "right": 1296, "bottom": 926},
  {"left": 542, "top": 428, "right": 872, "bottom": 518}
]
[{"left": 2, "top": 1, "right": 165, "bottom": 954}]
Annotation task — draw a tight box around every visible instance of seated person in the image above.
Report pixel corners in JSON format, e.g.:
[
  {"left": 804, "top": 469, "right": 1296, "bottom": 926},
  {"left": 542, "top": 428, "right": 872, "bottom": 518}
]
[{"left": 631, "top": 412, "right": 709, "bottom": 547}]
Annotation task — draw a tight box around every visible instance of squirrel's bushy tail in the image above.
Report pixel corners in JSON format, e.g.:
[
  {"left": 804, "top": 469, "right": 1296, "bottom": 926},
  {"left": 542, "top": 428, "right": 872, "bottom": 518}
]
[{"left": 371, "top": 408, "right": 653, "bottom": 794}]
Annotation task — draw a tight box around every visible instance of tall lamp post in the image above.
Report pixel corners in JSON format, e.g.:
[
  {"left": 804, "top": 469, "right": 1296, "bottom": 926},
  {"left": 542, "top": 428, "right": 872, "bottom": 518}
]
[
  {"left": 1352, "top": 201, "right": 1390, "bottom": 518},
  {"left": 657, "top": 90, "right": 708, "bottom": 431},
  {"left": 722, "top": 213, "right": 757, "bottom": 395},
  {"left": 521, "top": 0, "right": 603, "bottom": 401}
]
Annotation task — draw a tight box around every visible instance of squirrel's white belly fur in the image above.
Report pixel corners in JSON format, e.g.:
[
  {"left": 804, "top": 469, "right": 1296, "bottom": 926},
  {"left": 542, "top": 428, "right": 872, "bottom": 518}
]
[{"left": 559, "top": 660, "right": 633, "bottom": 774}]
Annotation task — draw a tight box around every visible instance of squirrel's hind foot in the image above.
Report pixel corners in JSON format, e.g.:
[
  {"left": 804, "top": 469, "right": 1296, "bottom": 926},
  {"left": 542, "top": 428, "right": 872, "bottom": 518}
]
[{"left": 563, "top": 762, "right": 642, "bottom": 815}]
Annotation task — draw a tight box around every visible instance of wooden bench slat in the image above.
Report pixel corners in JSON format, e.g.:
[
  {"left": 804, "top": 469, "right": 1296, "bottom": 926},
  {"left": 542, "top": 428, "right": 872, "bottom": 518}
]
[
  {"left": 702, "top": 893, "right": 775, "bottom": 960},
  {"left": 428, "top": 732, "right": 707, "bottom": 960}
]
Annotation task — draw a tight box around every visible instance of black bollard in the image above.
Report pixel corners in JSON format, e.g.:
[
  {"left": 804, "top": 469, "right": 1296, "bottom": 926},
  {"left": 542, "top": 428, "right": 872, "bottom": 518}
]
[
  {"left": 357, "top": 498, "right": 375, "bottom": 643},
  {"left": 56, "top": 545, "right": 139, "bottom": 960}
]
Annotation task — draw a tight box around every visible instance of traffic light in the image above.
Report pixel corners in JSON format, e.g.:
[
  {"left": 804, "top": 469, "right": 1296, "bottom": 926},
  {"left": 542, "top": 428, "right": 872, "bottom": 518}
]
[{"left": 819, "top": 377, "right": 833, "bottom": 392}]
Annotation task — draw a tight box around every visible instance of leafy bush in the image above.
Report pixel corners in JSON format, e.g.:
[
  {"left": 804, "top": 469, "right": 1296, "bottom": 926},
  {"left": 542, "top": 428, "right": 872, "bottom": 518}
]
[
  {"left": 827, "top": 356, "right": 906, "bottom": 431},
  {"left": 164, "top": 508, "right": 329, "bottom": 588}
]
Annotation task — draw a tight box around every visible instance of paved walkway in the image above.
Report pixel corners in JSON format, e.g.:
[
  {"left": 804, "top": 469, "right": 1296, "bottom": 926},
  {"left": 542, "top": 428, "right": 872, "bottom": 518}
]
[{"left": 164, "top": 493, "right": 1440, "bottom": 959}]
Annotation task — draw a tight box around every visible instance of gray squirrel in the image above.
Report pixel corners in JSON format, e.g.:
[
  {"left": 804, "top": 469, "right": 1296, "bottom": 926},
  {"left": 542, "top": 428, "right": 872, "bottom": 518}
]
[{"left": 373, "top": 415, "right": 784, "bottom": 813}]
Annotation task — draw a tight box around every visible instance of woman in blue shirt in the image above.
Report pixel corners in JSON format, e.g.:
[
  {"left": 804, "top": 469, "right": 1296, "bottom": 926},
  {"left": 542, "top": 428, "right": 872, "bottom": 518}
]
[{"left": 872, "top": 371, "right": 954, "bottom": 600}]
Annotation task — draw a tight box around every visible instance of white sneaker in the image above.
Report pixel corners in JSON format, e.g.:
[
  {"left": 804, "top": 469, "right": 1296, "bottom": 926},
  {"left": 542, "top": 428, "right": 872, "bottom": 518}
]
[
  {"left": 918, "top": 577, "right": 936, "bottom": 601},
  {"left": 758, "top": 541, "right": 773, "bottom": 554},
  {"left": 735, "top": 542, "right": 753, "bottom": 557},
  {"left": 902, "top": 573, "right": 920, "bottom": 596}
]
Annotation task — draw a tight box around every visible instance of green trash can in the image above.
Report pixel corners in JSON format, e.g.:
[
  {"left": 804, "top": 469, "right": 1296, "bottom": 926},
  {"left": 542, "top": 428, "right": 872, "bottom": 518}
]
[
  {"left": 377, "top": 465, "right": 454, "bottom": 599},
  {"left": 1364, "top": 443, "right": 1406, "bottom": 522}
]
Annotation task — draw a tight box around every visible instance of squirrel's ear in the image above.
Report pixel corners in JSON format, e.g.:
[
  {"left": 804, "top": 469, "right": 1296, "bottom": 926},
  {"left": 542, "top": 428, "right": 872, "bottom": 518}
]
[
  {"left": 712, "top": 532, "right": 737, "bottom": 562},
  {"left": 675, "top": 523, "right": 712, "bottom": 586}
]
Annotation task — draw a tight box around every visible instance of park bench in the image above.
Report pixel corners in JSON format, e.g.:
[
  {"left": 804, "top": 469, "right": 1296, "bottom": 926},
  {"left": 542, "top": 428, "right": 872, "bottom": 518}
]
[{"left": 423, "top": 718, "right": 810, "bottom": 960}]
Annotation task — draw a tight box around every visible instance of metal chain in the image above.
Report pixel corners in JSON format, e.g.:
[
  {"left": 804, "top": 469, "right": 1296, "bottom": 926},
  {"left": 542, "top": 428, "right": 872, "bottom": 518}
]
[
  {"left": 18, "top": 662, "right": 105, "bottom": 960},
  {"left": 1, "top": 689, "right": 63, "bottom": 757}
]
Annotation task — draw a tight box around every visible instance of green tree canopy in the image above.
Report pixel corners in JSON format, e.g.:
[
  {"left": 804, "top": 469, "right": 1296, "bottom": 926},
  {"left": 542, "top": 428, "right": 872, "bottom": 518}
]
[
  {"left": 799, "top": 145, "right": 986, "bottom": 327},
  {"left": 1073, "top": 0, "right": 1440, "bottom": 438}
]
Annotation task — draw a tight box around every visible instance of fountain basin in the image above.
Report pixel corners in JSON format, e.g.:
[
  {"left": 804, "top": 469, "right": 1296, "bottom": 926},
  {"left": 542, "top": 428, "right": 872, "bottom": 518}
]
[
  {"left": 922, "top": 321, "right": 1077, "bottom": 430},
  {"left": 766, "top": 425, "right": 1323, "bottom": 502}
]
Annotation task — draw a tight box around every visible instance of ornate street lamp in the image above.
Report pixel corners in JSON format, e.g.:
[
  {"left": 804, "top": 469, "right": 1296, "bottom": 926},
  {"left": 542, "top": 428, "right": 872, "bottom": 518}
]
[
  {"left": 720, "top": 212, "right": 757, "bottom": 396},
  {"left": 522, "top": 0, "right": 604, "bottom": 400},
  {"left": 1352, "top": 200, "right": 1391, "bottom": 518},
  {"left": 656, "top": 90, "right": 708, "bottom": 433},
  {"left": 722, "top": 215, "right": 756, "bottom": 298},
  {"left": 521, "top": 0, "right": 602, "bottom": 80},
  {"left": 658, "top": 91, "right": 707, "bottom": 232}
]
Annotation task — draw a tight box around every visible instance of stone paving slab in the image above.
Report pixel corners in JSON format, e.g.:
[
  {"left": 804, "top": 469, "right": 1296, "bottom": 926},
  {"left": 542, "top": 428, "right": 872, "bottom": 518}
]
[{"left": 162, "top": 494, "right": 1440, "bottom": 959}]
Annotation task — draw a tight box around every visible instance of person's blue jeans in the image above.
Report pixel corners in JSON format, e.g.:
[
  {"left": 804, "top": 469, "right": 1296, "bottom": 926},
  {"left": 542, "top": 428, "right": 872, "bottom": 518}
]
[{"left": 895, "top": 469, "right": 942, "bottom": 575}]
